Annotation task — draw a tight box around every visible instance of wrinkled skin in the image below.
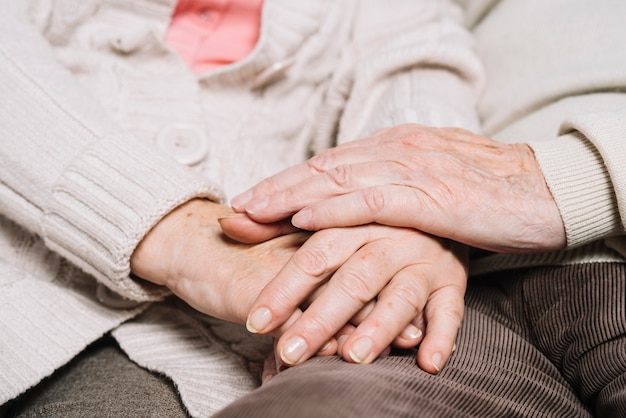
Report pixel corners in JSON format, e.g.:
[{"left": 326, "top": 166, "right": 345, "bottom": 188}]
[{"left": 230, "top": 124, "right": 566, "bottom": 253}]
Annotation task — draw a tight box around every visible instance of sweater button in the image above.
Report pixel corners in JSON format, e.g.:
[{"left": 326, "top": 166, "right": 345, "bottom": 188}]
[{"left": 155, "top": 124, "right": 209, "bottom": 166}]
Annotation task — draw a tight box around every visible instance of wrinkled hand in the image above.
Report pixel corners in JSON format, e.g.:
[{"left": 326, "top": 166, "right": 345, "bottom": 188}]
[
  {"left": 130, "top": 199, "right": 311, "bottom": 327},
  {"left": 222, "top": 220, "right": 468, "bottom": 374},
  {"left": 230, "top": 124, "right": 566, "bottom": 253}
]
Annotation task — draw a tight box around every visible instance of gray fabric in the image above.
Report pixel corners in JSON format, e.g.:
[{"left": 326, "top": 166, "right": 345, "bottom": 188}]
[
  {"left": 216, "top": 263, "right": 626, "bottom": 417},
  {"left": 6, "top": 338, "right": 188, "bottom": 418}
]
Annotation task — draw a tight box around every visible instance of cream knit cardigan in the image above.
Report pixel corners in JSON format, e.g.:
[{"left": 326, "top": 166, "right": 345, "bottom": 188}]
[
  {"left": 0, "top": 0, "right": 483, "bottom": 415},
  {"left": 0, "top": 0, "right": 624, "bottom": 416}
]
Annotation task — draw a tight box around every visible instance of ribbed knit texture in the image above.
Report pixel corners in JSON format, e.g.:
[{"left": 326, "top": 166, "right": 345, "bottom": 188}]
[
  {"left": 0, "top": 217, "right": 148, "bottom": 403},
  {"left": 0, "top": 6, "right": 223, "bottom": 301},
  {"left": 529, "top": 132, "right": 621, "bottom": 248},
  {"left": 42, "top": 137, "right": 221, "bottom": 300},
  {"left": 561, "top": 113, "right": 626, "bottom": 230}
]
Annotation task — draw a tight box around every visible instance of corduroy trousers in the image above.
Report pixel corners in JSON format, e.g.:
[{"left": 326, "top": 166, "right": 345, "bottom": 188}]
[{"left": 8, "top": 263, "right": 626, "bottom": 417}]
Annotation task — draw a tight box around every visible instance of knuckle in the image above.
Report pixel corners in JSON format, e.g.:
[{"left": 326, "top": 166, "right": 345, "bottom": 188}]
[
  {"left": 291, "top": 245, "right": 332, "bottom": 278},
  {"left": 398, "top": 134, "right": 420, "bottom": 148},
  {"left": 262, "top": 175, "right": 285, "bottom": 195},
  {"left": 326, "top": 165, "right": 354, "bottom": 190},
  {"left": 288, "top": 312, "right": 340, "bottom": 352},
  {"left": 386, "top": 280, "right": 426, "bottom": 316},
  {"left": 361, "top": 187, "right": 388, "bottom": 216},
  {"left": 429, "top": 296, "right": 465, "bottom": 328},
  {"left": 280, "top": 185, "right": 299, "bottom": 205},
  {"left": 267, "top": 285, "right": 303, "bottom": 312},
  {"left": 335, "top": 269, "right": 376, "bottom": 306},
  {"left": 305, "top": 311, "right": 338, "bottom": 337},
  {"left": 307, "top": 152, "right": 333, "bottom": 174}
]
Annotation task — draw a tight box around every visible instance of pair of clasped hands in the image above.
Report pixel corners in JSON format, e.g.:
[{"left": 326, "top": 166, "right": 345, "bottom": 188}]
[{"left": 131, "top": 124, "right": 566, "bottom": 380}]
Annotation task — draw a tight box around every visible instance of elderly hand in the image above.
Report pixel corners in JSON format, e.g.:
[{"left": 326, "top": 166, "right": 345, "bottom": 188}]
[
  {"left": 230, "top": 124, "right": 566, "bottom": 253},
  {"left": 130, "top": 199, "right": 313, "bottom": 329},
  {"left": 221, "top": 219, "right": 468, "bottom": 374}
]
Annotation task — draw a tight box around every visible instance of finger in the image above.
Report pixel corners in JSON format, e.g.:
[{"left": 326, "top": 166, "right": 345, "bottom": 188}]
[
  {"left": 336, "top": 324, "right": 394, "bottom": 360},
  {"left": 335, "top": 316, "right": 395, "bottom": 360},
  {"left": 306, "top": 289, "right": 377, "bottom": 327},
  {"left": 233, "top": 123, "right": 446, "bottom": 216},
  {"left": 335, "top": 324, "right": 356, "bottom": 358},
  {"left": 242, "top": 159, "right": 402, "bottom": 224},
  {"left": 267, "top": 305, "right": 341, "bottom": 366},
  {"left": 392, "top": 320, "right": 425, "bottom": 350},
  {"left": 316, "top": 339, "right": 338, "bottom": 357},
  {"left": 303, "top": 285, "right": 387, "bottom": 330},
  {"left": 231, "top": 164, "right": 322, "bottom": 213},
  {"left": 415, "top": 286, "right": 466, "bottom": 374},
  {"left": 290, "top": 185, "right": 460, "bottom": 244},
  {"left": 246, "top": 228, "right": 370, "bottom": 335},
  {"left": 338, "top": 264, "right": 431, "bottom": 364},
  {"left": 218, "top": 214, "right": 300, "bottom": 244},
  {"left": 346, "top": 296, "right": 423, "bottom": 350},
  {"left": 230, "top": 137, "right": 374, "bottom": 211},
  {"left": 346, "top": 299, "right": 376, "bottom": 325},
  {"left": 274, "top": 232, "right": 417, "bottom": 366}
]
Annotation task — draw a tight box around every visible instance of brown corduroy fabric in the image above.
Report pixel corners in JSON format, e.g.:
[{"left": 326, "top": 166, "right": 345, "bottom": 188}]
[{"left": 216, "top": 263, "right": 626, "bottom": 418}]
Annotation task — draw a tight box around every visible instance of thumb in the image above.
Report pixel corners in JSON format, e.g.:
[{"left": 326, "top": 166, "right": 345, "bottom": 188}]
[{"left": 218, "top": 214, "right": 299, "bottom": 244}]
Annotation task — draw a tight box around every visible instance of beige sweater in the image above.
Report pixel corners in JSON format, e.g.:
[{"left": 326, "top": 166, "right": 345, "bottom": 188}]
[
  {"left": 1, "top": 0, "right": 625, "bottom": 415},
  {"left": 0, "top": 0, "right": 484, "bottom": 415}
]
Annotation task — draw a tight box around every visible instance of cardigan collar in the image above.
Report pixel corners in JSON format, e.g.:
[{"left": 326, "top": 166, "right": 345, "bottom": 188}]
[{"left": 130, "top": 0, "right": 329, "bottom": 86}]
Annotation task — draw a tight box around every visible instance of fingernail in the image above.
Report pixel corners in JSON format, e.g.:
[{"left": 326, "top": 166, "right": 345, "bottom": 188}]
[
  {"left": 246, "top": 197, "right": 268, "bottom": 215},
  {"left": 246, "top": 307, "right": 272, "bottom": 333},
  {"left": 401, "top": 324, "right": 423, "bottom": 340},
  {"left": 318, "top": 340, "right": 333, "bottom": 354},
  {"left": 336, "top": 335, "right": 349, "bottom": 357},
  {"left": 349, "top": 337, "right": 373, "bottom": 364},
  {"left": 432, "top": 352, "right": 443, "bottom": 373},
  {"left": 452, "top": 343, "right": 457, "bottom": 353},
  {"left": 231, "top": 190, "right": 252, "bottom": 211},
  {"left": 216, "top": 213, "right": 246, "bottom": 222},
  {"left": 291, "top": 208, "right": 311, "bottom": 229},
  {"left": 281, "top": 336, "right": 308, "bottom": 365}
]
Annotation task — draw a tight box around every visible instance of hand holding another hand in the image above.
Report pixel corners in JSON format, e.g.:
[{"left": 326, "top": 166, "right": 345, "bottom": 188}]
[
  {"left": 230, "top": 124, "right": 566, "bottom": 253},
  {"left": 221, "top": 218, "right": 469, "bottom": 374},
  {"left": 130, "top": 199, "right": 309, "bottom": 326}
]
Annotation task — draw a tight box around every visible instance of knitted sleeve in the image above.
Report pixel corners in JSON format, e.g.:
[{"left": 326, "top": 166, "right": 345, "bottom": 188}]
[
  {"left": 335, "top": 0, "right": 485, "bottom": 144},
  {"left": 0, "top": 7, "right": 222, "bottom": 301},
  {"left": 529, "top": 113, "right": 626, "bottom": 248}
]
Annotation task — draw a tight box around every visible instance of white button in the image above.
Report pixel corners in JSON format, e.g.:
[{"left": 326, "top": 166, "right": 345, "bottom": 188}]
[
  {"left": 155, "top": 124, "right": 209, "bottom": 166},
  {"left": 108, "top": 30, "right": 152, "bottom": 54},
  {"left": 96, "top": 283, "right": 144, "bottom": 310}
]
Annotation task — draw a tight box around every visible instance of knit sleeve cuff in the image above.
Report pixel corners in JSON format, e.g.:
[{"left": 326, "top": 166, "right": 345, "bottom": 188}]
[
  {"left": 42, "top": 135, "right": 223, "bottom": 301},
  {"left": 528, "top": 131, "right": 621, "bottom": 248}
]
